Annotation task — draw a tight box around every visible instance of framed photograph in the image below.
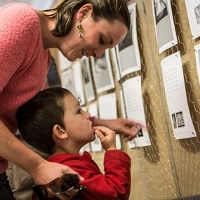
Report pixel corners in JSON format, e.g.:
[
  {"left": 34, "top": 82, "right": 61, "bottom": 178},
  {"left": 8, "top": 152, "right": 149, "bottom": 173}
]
[
  {"left": 152, "top": 0, "right": 178, "bottom": 53},
  {"left": 61, "top": 68, "right": 75, "bottom": 95},
  {"left": 91, "top": 49, "right": 115, "bottom": 94},
  {"left": 82, "top": 57, "right": 95, "bottom": 102},
  {"left": 88, "top": 103, "right": 103, "bottom": 152},
  {"left": 110, "top": 47, "right": 120, "bottom": 81},
  {"left": 115, "top": 2, "right": 141, "bottom": 78},
  {"left": 71, "top": 60, "right": 86, "bottom": 106},
  {"left": 185, "top": 0, "right": 200, "bottom": 39},
  {"left": 57, "top": 50, "right": 71, "bottom": 71}
]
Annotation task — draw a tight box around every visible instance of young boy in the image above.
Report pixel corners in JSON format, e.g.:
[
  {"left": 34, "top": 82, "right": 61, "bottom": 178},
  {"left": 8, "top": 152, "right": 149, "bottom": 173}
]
[{"left": 16, "top": 87, "right": 131, "bottom": 200}]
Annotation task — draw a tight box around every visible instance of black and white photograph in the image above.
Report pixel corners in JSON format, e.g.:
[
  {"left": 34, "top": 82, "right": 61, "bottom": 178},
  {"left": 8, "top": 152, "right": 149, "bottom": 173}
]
[
  {"left": 152, "top": 0, "right": 178, "bottom": 53},
  {"left": 172, "top": 113, "right": 177, "bottom": 129},
  {"left": 176, "top": 111, "right": 185, "bottom": 128},
  {"left": 171, "top": 112, "right": 185, "bottom": 129},
  {"left": 116, "top": 2, "right": 141, "bottom": 78},
  {"left": 61, "top": 68, "right": 75, "bottom": 95},
  {"left": 137, "top": 128, "right": 144, "bottom": 137},
  {"left": 194, "top": 4, "right": 200, "bottom": 24},
  {"left": 82, "top": 57, "right": 95, "bottom": 102},
  {"left": 91, "top": 49, "right": 115, "bottom": 94},
  {"left": 154, "top": 0, "right": 168, "bottom": 24},
  {"left": 185, "top": 0, "right": 200, "bottom": 39}
]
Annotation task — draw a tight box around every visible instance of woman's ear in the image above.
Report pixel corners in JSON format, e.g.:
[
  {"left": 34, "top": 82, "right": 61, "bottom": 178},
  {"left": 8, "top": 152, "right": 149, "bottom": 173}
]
[
  {"left": 77, "top": 3, "right": 93, "bottom": 21},
  {"left": 53, "top": 125, "right": 68, "bottom": 139}
]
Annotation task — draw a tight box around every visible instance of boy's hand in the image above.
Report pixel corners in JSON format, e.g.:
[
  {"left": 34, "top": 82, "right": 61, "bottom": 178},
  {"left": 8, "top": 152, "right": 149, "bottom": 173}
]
[{"left": 93, "top": 126, "right": 116, "bottom": 151}]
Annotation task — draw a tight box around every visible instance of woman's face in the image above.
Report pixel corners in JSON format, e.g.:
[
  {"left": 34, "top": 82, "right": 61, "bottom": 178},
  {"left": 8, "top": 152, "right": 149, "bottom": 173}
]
[{"left": 59, "top": 9, "right": 128, "bottom": 62}]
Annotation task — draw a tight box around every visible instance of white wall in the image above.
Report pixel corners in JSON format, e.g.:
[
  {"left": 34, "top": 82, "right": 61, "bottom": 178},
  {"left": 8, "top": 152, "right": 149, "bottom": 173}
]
[{"left": 0, "top": 0, "right": 59, "bottom": 9}]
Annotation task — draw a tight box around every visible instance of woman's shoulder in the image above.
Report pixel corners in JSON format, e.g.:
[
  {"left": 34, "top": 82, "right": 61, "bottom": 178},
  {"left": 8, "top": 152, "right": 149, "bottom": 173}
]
[{"left": 0, "top": 3, "right": 40, "bottom": 44}]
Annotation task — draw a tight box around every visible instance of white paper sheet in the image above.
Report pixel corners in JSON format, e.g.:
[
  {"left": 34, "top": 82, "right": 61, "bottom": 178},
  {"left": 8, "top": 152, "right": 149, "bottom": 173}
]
[
  {"left": 88, "top": 103, "right": 98, "bottom": 118},
  {"left": 161, "top": 51, "right": 196, "bottom": 139},
  {"left": 185, "top": 0, "right": 200, "bottom": 39},
  {"left": 116, "top": 134, "right": 122, "bottom": 150},
  {"left": 98, "top": 93, "right": 122, "bottom": 150},
  {"left": 88, "top": 103, "right": 102, "bottom": 152},
  {"left": 194, "top": 43, "right": 200, "bottom": 86},
  {"left": 79, "top": 143, "right": 91, "bottom": 154},
  {"left": 98, "top": 93, "right": 117, "bottom": 119},
  {"left": 122, "top": 77, "right": 151, "bottom": 147},
  {"left": 71, "top": 60, "right": 86, "bottom": 105}
]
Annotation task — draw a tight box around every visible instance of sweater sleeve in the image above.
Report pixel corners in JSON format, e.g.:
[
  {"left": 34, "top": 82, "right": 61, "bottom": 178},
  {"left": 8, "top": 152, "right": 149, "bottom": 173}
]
[
  {"left": 81, "top": 150, "right": 131, "bottom": 200},
  {"left": 46, "top": 151, "right": 131, "bottom": 200},
  {"left": 0, "top": 3, "right": 39, "bottom": 92}
]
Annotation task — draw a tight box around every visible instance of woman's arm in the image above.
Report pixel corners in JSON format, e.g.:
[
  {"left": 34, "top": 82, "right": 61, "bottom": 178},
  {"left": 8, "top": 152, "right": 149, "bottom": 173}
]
[
  {"left": 0, "top": 120, "right": 82, "bottom": 199},
  {"left": 92, "top": 117, "right": 142, "bottom": 140}
]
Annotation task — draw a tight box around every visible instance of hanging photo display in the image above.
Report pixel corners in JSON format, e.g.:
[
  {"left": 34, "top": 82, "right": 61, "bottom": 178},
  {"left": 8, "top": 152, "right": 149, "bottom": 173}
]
[
  {"left": 185, "top": 0, "right": 200, "bottom": 39},
  {"left": 122, "top": 76, "right": 151, "bottom": 147},
  {"left": 152, "top": 0, "right": 178, "bottom": 53},
  {"left": 115, "top": 3, "right": 141, "bottom": 79},
  {"left": 161, "top": 51, "right": 196, "bottom": 139},
  {"left": 91, "top": 49, "right": 115, "bottom": 94}
]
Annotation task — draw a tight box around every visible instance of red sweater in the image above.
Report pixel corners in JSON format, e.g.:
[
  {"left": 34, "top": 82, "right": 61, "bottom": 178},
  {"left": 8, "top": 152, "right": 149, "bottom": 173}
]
[
  {"left": 38, "top": 151, "right": 131, "bottom": 200},
  {"left": 0, "top": 3, "right": 50, "bottom": 173}
]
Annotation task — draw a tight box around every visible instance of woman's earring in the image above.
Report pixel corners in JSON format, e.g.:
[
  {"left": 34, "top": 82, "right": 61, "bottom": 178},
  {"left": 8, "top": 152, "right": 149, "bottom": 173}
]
[{"left": 77, "top": 23, "right": 83, "bottom": 38}]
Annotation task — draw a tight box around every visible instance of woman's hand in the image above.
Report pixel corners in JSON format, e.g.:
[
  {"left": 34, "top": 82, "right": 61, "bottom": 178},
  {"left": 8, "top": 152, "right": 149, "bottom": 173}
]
[
  {"left": 93, "top": 118, "right": 145, "bottom": 141},
  {"left": 32, "top": 161, "right": 84, "bottom": 200}
]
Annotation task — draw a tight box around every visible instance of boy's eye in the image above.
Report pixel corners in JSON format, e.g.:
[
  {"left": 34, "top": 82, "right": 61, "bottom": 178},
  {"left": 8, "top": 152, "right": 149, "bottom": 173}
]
[{"left": 77, "top": 109, "right": 82, "bottom": 114}]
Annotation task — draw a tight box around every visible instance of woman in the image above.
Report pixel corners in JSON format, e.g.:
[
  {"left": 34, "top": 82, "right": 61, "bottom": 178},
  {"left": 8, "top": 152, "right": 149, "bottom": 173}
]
[{"left": 0, "top": 0, "right": 139, "bottom": 199}]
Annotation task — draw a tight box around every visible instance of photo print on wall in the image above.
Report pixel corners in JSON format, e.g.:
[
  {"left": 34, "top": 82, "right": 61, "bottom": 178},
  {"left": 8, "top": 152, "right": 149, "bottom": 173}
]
[{"left": 152, "top": 0, "right": 178, "bottom": 53}]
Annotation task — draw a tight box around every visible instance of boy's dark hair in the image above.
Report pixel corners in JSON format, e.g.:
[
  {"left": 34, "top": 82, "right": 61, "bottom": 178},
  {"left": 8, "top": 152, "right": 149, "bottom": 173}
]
[{"left": 16, "top": 87, "right": 71, "bottom": 154}]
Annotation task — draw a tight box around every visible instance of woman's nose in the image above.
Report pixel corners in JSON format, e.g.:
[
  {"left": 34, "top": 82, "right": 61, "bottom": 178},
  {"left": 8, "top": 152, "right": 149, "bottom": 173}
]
[{"left": 94, "top": 47, "right": 106, "bottom": 59}]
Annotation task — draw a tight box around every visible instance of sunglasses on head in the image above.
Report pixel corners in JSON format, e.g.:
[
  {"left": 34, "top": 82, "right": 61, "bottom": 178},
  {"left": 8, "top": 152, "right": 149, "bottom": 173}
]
[{"left": 32, "top": 174, "right": 85, "bottom": 200}]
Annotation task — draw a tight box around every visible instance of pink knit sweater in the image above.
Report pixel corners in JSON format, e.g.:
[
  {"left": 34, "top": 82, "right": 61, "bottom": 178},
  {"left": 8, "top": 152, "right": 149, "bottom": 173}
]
[{"left": 0, "top": 3, "right": 51, "bottom": 173}]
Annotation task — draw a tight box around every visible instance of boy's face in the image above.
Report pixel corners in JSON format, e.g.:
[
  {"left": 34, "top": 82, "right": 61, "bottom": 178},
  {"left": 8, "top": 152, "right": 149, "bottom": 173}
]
[{"left": 63, "top": 94, "right": 95, "bottom": 145}]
